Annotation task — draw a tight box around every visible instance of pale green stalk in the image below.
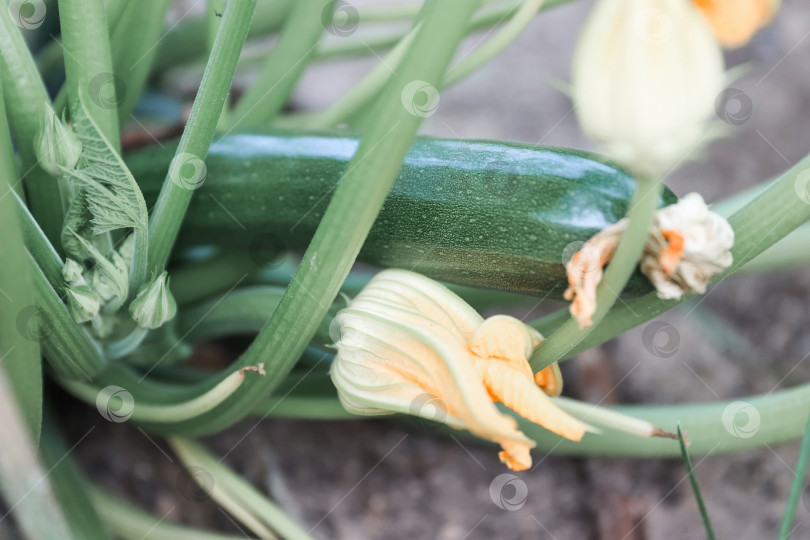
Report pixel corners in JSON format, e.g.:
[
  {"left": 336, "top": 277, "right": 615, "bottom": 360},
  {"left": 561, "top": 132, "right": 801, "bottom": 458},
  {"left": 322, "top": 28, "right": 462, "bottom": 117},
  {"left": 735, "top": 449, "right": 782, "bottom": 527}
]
[
  {"left": 89, "top": 486, "right": 245, "bottom": 540},
  {"left": 0, "top": 6, "right": 63, "bottom": 245},
  {"left": 225, "top": 0, "right": 336, "bottom": 129},
  {"left": 147, "top": 0, "right": 256, "bottom": 274}
]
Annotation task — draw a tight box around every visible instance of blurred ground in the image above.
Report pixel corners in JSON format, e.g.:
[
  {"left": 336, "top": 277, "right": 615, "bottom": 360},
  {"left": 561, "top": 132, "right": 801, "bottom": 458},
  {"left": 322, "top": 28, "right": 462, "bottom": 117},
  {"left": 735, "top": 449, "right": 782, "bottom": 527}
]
[{"left": 46, "top": 0, "right": 810, "bottom": 539}]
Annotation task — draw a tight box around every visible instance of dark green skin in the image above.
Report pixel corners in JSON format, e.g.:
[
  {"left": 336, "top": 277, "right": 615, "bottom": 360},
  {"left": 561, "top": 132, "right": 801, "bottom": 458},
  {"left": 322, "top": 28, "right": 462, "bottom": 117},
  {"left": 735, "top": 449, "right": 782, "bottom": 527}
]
[{"left": 127, "top": 130, "right": 676, "bottom": 300}]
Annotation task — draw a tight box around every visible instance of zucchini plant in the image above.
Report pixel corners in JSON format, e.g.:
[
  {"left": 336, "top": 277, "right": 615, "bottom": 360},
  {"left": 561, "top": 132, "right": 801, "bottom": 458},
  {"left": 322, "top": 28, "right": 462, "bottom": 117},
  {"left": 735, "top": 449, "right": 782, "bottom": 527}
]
[{"left": 0, "top": 0, "right": 805, "bottom": 538}]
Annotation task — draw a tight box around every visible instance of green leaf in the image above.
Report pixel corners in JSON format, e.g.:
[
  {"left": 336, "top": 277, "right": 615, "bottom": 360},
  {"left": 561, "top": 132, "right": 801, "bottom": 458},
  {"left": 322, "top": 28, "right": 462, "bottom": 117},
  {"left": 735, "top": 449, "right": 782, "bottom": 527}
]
[
  {"left": 677, "top": 424, "right": 715, "bottom": 540},
  {"left": 63, "top": 96, "right": 147, "bottom": 234},
  {"left": 61, "top": 95, "right": 148, "bottom": 295},
  {"left": 779, "top": 411, "right": 810, "bottom": 539}
]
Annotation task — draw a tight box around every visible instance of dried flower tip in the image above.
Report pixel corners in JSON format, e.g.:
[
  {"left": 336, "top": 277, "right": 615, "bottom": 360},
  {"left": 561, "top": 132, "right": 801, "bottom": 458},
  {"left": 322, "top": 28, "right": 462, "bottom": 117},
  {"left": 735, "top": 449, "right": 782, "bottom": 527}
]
[
  {"left": 563, "top": 233, "right": 620, "bottom": 329},
  {"left": 35, "top": 107, "right": 82, "bottom": 176},
  {"left": 564, "top": 193, "right": 734, "bottom": 326},
  {"left": 240, "top": 363, "right": 266, "bottom": 376},
  {"left": 129, "top": 271, "right": 177, "bottom": 330},
  {"left": 642, "top": 193, "right": 734, "bottom": 300}
]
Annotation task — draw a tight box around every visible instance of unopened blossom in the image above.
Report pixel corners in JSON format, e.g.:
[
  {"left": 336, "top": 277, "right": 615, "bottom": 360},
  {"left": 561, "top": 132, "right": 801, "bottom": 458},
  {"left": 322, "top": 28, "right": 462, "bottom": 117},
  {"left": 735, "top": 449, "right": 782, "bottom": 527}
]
[
  {"left": 693, "top": 0, "right": 779, "bottom": 48},
  {"left": 572, "top": 0, "right": 724, "bottom": 176},
  {"left": 331, "top": 269, "right": 592, "bottom": 471},
  {"left": 565, "top": 193, "right": 734, "bottom": 327}
]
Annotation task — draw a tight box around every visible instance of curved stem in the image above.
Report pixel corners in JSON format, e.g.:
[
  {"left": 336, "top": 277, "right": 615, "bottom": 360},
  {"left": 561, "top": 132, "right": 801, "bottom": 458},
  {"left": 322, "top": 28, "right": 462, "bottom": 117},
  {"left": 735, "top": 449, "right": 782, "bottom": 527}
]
[
  {"left": 147, "top": 0, "right": 256, "bottom": 274},
  {"left": 225, "top": 0, "right": 335, "bottom": 129},
  {"left": 248, "top": 370, "right": 810, "bottom": 458},
  {"left": 530, "top": 178, "right": 663, "bottom": 371},
  {"left": 60, "top": 366, "right": 257, "bottom": 423},
  {"left": 0, "top": 7, "right": 64, "bottom": 246}
]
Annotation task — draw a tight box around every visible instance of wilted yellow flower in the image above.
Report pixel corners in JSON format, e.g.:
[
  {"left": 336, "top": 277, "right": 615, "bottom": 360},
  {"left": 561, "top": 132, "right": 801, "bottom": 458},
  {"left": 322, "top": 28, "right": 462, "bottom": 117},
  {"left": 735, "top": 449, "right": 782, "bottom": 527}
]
[
  {"left": 572, "top": 0, "right": 724, "bottom": 176},
  {"left": 565, "top": 193, "right": 734, "bottom": 327},
  {"left": 330, "top": 270, "right": 591, "bottom": 471},
  {"left": 693, "top": 0, "right": 779, "bottom": 48}
]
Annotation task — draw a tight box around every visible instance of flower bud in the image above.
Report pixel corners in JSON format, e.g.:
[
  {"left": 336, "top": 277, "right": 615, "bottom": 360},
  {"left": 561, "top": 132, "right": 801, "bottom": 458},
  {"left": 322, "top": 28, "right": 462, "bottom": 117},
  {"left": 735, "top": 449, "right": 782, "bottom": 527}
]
[
  {"left": 65, "top": 284, "right": 101, "bottom": 324},
  {"left": 331, "top": 269, "right": 592, "bottom": 471},
  {"left": 90, "top": 251, "right": 129, "bottom": 313},
  {"left": 129, "top": 271, "right": 177, "bottom": 330},
  {"left": 62, "top": 258, "right": 87, "bottom": 287},
  {"left": 572, "top": 0, "right": 724, "bottom": 176},
  {"left": 35, "top": 107, "right": 82, "bottom": 176}
]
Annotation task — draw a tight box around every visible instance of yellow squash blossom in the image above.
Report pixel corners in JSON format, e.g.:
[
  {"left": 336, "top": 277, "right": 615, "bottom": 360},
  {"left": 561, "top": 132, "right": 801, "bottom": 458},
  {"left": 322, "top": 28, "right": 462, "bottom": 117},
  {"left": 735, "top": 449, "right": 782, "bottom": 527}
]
[
  {"left": 330, "top": 269, "right": 592, "bottom": 471},
  {"left": 572, "top": 0, "right": 725, "bottom": 176},
  {"left": 565, "top": 193, "right": 734, "bottom": 328},
  {"left": 693, "top": 0, "right": 779, "bottom": 48}
]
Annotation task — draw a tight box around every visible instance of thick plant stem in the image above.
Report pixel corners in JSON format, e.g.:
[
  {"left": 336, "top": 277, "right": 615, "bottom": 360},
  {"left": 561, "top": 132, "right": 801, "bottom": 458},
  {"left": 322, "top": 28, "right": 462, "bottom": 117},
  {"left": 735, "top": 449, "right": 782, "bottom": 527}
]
[
  {"left": 0, "top": 81, "right": 42, "bottom": 438},
  {"left": 58, "top": 0, "right": 120, "bottom": 149},
  {"left": 530, "top": 178, "right": 663, "bottom": 370},
  {"left": 147, "top": 0, "right": 256, "bottom": 274},
  {"left": 139, "top": 0, "right": 479, "bottom": 436},
  {"left": 0, "top": 370, "right": 72, "bottom": 540},
  {"left": 0, "top": 7, "right": 63, "bottom": 245},
  {"left": 109, "top": 0, "right": 171, "bottom": 124},
  {"left": 226, "top": 0, "right": 335, "bottom": 128}
]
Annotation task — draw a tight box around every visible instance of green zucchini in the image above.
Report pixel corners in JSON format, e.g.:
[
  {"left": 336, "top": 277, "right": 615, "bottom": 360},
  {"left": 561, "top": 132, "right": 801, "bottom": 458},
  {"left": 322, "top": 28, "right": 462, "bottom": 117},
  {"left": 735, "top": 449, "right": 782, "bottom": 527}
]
[{"left": 126, "top": 130, "right": 676, "bottom": 300}]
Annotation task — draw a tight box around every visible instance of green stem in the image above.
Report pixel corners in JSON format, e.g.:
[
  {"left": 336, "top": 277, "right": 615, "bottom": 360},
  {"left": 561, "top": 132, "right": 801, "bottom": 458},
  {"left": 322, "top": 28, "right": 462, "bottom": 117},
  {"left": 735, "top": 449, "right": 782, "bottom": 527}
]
[
  {"left": 171, "top": 249, "right": 259, "bottom": 305},
  {"left": 530, "top": 178, "right": 663, "bottom": 371},
  {"left": 0, "top": 83, "right": 42, "bottom": 438},
  {"left": 58, "top": 0, "right": 120, "bottom": 149},
  {"left": 89, "top": 486, "right": 245, "bottom": 540},
  {"left": 315, "top": 0, "right": 571, "bottom": 60},
  {"left": 108, "top": 0, "right": 171, "bottom": 124},
  {"left": 147, "top": 0, "right": 256, "bottom": 274},
  {"left": 147, "top": 0, "right": 480, "bottom": 437},
  {"left": 40, "top": 416, "right": 112, "bottom": 540},
  {"left": 225, "top": 0, "right": 335, "bottom": 129},
  {"left": 31, "top": 258, "right": 105, "bottom": 380},
  {"left": 151, "top": 0, "right": 294, "bottom": 75},
  {"left": 531, "top": 152, "right": 810, "bottom": 361},
  {"left": 176, "top": 285, "right": 333, "bottom": 348},
  {"left": 779, "top": 410, "right": 810, "bottom": 539},
  {"left": 250, "top": 370, "right": 810, "bottom": 458},
  {"left": 442, "top": 0, "right": 543, "bottom": 87},
  {"left": 168, "top": 438, "right": 314, "bottom": 540},
  {"left": 0, "top": 7, "right": 64, "bottom": 246},
  {"left": 0, "top": 371, "right": 72, "bottom": 540},
  {"left": 297, "top": 23, "right": 421, "bottom": 129},
  {"left": 13, "top": 192, "right": 63, "bottom": 288},
  {"left": 60, "top": 366, "right": 258, "bottom": 424},
  {"left": 741, "top": 223, "right": 810, "bottom": 273}
]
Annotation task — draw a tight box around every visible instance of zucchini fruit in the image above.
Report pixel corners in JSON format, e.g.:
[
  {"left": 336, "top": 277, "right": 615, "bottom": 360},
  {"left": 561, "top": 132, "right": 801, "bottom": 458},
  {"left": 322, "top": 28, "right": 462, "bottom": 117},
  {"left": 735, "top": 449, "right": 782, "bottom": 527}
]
[{"left": 126, "top": 131, "right": 676, "bottom": 300}]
